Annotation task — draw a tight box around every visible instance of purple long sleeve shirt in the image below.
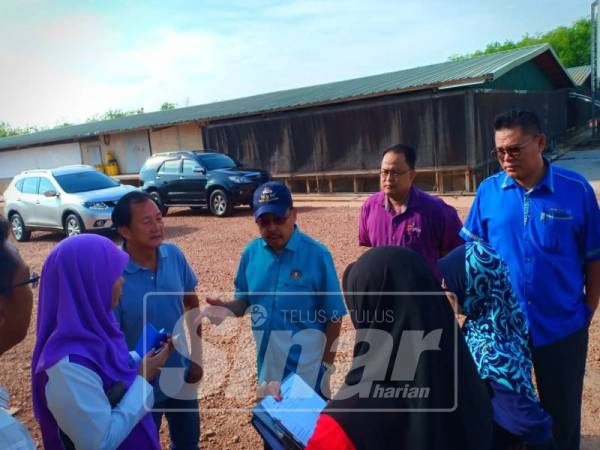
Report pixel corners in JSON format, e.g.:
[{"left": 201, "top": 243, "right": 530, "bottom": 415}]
[{"left": 359, "top": 187, "right": 464, "bottom": 277}]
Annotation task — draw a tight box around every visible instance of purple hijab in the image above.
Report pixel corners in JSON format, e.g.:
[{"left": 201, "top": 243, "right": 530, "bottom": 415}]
[{"left": 31, "top": 234, "right": 159, "bottom": 450}]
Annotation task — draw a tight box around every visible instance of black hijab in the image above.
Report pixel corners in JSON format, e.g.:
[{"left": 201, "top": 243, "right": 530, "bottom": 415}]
[{"left": 324, "top": 247, "right": 492, "bottom": 450}]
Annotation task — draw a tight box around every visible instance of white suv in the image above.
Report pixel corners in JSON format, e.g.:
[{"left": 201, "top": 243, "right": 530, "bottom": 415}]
[{"left": 3, "top": 165, "right": 136, "bottom": 241}]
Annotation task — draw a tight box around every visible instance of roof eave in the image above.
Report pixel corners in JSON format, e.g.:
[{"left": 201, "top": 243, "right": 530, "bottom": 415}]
[{"left": 491, "top": 44, "right": 576, "bottom": 88}]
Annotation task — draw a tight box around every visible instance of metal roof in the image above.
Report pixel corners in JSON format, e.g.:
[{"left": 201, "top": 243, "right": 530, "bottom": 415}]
[
  {"left": 0, "top": 44, "right": 573, "bottom": 151},
  {"left": 566, "top": 65, "right": 591, "bottom": 86}
]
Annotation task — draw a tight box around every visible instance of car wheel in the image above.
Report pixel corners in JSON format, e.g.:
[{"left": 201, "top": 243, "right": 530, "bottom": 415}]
[
  {"left": 149, "top": 191, "right": 169, "bottom": 216},
  {"left": 10, "top": 213, "right": 31, "bottom": 242},
  {"left": 64, "top": 214, "right": 85, "bottom": 237},
  {"left": 209, "top": 189, "right": 232, "bottom": 217}
]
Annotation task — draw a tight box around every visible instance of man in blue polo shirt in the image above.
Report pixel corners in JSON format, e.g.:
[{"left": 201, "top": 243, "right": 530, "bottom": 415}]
[
  {"left": 112, "top": 191, "right": 203, "bottom": 450},
  {"left": 205, "top": 181, "right": 346, "bottom": 398},
  {"left": 461, "top": 110, "right": 600, "bottom": 450}
]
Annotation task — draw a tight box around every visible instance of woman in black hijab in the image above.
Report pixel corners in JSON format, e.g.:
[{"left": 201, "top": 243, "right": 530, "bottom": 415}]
[{"left": 306, "top": 247, "right": 493, "bottom": 450}]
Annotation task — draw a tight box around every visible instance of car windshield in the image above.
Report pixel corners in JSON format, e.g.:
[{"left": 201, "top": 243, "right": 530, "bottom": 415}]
[
  {"left": 198, "top": 154, "right": 237, "bottom": 171},
  {"left": 54, "top": 171, "right": 119, "bottom": 193}
]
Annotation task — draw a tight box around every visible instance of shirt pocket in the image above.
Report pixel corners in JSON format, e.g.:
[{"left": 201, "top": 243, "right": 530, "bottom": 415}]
[{"left": 539, "top": 210, "right": 575, "bottom": 253}]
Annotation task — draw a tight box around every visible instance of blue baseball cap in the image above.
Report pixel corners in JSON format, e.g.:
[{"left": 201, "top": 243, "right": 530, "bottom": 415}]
[{"left": 253, "top": 181, "right": 292, "bottom": 219}]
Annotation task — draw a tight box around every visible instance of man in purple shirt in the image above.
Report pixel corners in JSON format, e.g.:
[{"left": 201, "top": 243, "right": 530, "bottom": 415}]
[{"left": 359, "top": 144, "right": 463, "bottom": 276}]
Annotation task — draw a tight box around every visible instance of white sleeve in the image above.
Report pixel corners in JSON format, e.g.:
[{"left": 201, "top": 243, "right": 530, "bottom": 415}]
[{"left": 45, "top": 357, "right": 154, "bottom": 450}]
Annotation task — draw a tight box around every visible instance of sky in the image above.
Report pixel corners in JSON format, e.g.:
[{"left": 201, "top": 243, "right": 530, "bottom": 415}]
[{"left": 0, "top": 0, "right": 592, "bottom": 129}]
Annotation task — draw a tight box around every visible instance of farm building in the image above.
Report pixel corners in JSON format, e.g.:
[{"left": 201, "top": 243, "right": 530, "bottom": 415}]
[{"left": 0, "top": 43, "right": 586, "bottom": 193}]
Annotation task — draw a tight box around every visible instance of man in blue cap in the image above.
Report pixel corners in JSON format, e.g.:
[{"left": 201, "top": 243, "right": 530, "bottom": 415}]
[{"left": 205, "top": 181, "right": 346, "bottom": 398}]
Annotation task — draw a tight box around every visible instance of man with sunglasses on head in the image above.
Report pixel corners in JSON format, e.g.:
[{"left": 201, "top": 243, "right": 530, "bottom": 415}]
[
  {"left": 461, "top": 109, "right": 600, "bottom": 450},
  {"left": 359, "top": 143, "right": 463, "bottom": 278},
  {"left": 0, "top": 215, "right": 36, "bottom": 449},
  {"left": 205, "top": 181, "right": 346, "bottom": 401}
]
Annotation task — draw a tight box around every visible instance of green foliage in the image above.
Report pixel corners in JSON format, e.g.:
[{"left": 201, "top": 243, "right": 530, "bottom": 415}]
[
  {"left": 449, "top": 18, "right": 591, "bottom": 68},
  {"left": 0, "top": 100, "right": 178, "bottom": 138},
  {"left": 85, "top": 107, "right": 145, "bottom": 123},
  {"left": 160, "top": 102, "right": 177, "bottom": 110},
  {"left": 0, "top": 121, "right": 44, "bottom": 138}
]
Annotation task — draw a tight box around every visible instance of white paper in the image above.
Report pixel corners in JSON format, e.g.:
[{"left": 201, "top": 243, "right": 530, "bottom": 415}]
[{"left": 260, "top": 374, "right": 326, "bottom": 446}]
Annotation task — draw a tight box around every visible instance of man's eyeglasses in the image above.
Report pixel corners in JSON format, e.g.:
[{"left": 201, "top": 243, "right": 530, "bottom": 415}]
[
  {"left": 380, "top": 169, "right": 411, "bottom": 179},
  {"left": 256, "top": 211, "right": 291, "bottom": 227},
  {"left": 0, "top": 272, "right": 39, "bottom": 294},
  {"left": 490, "top": 139, "right": 536, "bottom": 159}
]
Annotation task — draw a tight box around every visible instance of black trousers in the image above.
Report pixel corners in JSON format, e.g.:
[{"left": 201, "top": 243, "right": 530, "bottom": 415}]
[{"left": 531, "top": 325, "right": 589, "bottom": 450}]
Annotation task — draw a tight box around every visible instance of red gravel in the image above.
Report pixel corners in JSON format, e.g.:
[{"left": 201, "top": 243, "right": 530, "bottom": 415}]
[{"left": 1, "top": 200, "right": 598, "bottom": 449}]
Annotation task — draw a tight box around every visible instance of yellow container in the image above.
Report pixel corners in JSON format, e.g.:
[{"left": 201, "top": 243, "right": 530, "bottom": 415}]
[{"left": 104, "top": 152, "right": 120, "bottom": 176}]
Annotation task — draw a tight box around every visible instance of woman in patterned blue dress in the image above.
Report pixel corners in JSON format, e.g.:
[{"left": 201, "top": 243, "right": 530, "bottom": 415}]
[{"left": 439, "top": 241, "right": 555, "bottom": 450}]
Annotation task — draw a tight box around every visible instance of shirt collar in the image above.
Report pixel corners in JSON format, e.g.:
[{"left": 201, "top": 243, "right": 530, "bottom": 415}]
[
  {"left": 262, "top": 225, "right": 301, "bottom": 253},
  {"left": 500, "top": 158, "right": 554, "bottom": 193},
  {"left": 123, "top": 244, "right": 168, "bottom": 274},
  {"left": 383, "top": 185, "right": 417, "bottom": 212},
  {"left": 537, "top": 158, "right": 555, "bottom": 192}
]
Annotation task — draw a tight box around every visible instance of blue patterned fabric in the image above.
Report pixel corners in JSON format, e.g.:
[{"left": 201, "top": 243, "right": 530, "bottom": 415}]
[{"left": 462, "top": 241, "right": 537, "bottom": 402}]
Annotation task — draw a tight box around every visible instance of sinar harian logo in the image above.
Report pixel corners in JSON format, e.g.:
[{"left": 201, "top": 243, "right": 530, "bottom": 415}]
[{"left": 249, "top": 304, "right": 268, "bottom": 327}]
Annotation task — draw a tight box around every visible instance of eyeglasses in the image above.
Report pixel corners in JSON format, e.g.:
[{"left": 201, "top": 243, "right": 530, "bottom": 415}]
[
  {"left": 13, "top": 272, "right": 40, "bottom": 290},
  {"left": 490, "top": 138, "right": 536, "bottom": 159},
  {"left": 0, "top": 272, "right": 39, "bottom": 294},
  {"left": 256, "top": 210, "right": 291, "bottom": 227},
  {"left": 380, "top": 169, "right": 411, "bottom": 179}
]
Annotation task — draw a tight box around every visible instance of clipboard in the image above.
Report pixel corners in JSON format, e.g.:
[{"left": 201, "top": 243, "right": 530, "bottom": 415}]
[
  {"left": 251, "top": 373, "right": 326, "bottom": 449},
  {"left": 252, "top": 408, "right": 303, "bottom": 450}
]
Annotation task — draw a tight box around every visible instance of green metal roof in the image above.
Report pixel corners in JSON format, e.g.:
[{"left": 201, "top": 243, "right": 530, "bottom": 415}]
[
  {"left": 0, "top": 44, "right": 574, "bottom": 151},
  {"left": 566, "top": 65, "right": 591, "bottom": 86}
]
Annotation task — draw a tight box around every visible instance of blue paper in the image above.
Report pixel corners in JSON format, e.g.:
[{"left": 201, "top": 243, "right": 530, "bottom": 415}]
[{"left": 134, "top": 323, "right": 167, "bottom": 358}]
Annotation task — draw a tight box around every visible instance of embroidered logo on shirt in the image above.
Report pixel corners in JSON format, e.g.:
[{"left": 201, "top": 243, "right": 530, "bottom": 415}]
[
  {"left": 405, "top": 223, "right": 422, "bottom": 237},
  {"left": 290, "top": 269, "right": 303, "bottom": 280},
  {"left": 259, "top": 186, "right": 279, "bottom": 204}
]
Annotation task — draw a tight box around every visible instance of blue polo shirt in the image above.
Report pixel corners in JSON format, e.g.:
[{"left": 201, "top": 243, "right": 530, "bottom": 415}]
[
  {"left": 114, "top": 242, "right": 198, "bottom": 399},
  {"left": 234, "top": 226, "right": 347, "bottom": 385},
  {"left": 461, "top": 161, "right": 600, "bottom": 347}
]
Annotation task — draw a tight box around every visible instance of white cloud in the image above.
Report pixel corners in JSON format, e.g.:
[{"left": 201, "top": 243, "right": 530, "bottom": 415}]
[{"left": 0, "top": 0, "right": 591, "bottom": 129}]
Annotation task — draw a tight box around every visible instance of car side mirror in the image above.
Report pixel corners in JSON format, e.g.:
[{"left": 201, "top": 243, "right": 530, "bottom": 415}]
[
  {"left": 44, "top": 190, "right": 59, "bottom": 198},
  {"left": 193, "top": 167, "right": 206, "bottom": 174}
]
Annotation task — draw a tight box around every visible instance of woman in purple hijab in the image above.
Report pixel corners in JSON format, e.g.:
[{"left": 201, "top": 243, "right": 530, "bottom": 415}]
[{"left": 31, "top": 234, "right": 172, "bottom": 450}]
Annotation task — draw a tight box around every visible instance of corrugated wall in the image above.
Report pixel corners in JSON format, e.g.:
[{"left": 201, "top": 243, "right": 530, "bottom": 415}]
[
  {"left": 203, "top": 90, "right": 468, "bottom": 173},
  {"left": 203, "top": 89, "right": 573, "bottom": 177},
  {"left": 473, "top": 89, "right": 569, "bottom": 153}
]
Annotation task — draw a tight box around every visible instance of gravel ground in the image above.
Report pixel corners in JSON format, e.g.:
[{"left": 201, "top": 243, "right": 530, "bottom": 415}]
[{"left": 1, "top": 199, "right": 599, "bottom": 449}]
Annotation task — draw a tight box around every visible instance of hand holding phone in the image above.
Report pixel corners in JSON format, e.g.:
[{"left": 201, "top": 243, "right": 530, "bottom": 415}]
[{"left": 139, "top": 340, "right": 173, "bottom": 381}]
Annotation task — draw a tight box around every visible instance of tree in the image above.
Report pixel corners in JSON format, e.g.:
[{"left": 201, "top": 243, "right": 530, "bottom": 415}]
[
  {"left": 0, "top": 121, "right": 43, "bottom": 138},
  {"left": 85, "top": 107, "right": 145, "bottom": 123},
  {"left": 0, "top": 103, "right": 169, "bottom": 138},
  {"left": 449, "top": 18, "right": 591, "bottom": 68},
  {"left": 160, "top": 102, "right": 177, "bottom": 110}
]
